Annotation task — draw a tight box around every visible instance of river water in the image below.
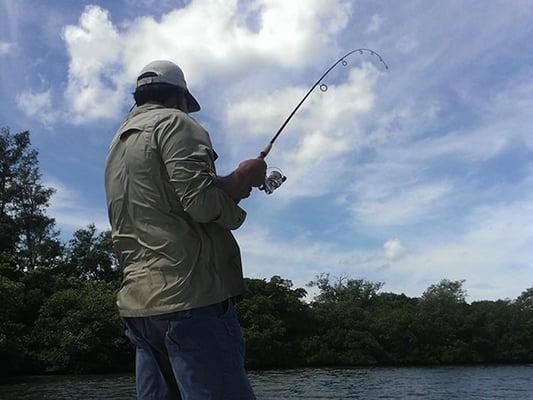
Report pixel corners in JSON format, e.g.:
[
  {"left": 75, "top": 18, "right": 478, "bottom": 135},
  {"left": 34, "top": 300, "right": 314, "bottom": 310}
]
[{"left": 1, "top": 366, "right": 532, "bottom": 399}]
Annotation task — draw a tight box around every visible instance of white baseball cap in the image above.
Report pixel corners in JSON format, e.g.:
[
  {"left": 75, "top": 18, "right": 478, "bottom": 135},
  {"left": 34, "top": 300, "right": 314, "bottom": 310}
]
[{"left": 136, "top": 60, "right": 201, "bottom": 112}]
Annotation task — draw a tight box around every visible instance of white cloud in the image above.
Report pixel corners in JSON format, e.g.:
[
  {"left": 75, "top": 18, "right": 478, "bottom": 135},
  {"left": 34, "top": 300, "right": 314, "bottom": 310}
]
[
  {"left": 55, "top": 0, "right": 352, "bottom": 124},
  {"left": 384, "top": 238, "right": 406, "bottom": 261},
  {"left": 347, "top": 161, "right": 455, "bottom": 227},
  {"left": 16, "top": 89, "right": 60, "bottom": 127},
  {"left": 227, "top": 85, "right": 304, "bottom": 138},
  {"left": 394, "top": 195, "right": 533, "bottom": 300},
  {"left": 395, "top": 34, "right": 418, "bottom": 53},
  {"left": 238, "top": 186, "right": 533, "bottom": 301},
  {"left": 227, "top": 64, "right": 381, "bottom": 198},
  {"left": 13, "top": 0, "right": 533, "bottom": 303},
  {"left": 338, "top": 238, "right": 408, "bottom": 268},
  {"left": 335, "top": 194, "right": 348, "bottom": 205},
  {"left": 0, "top": 1, "right": 20, "bottom": 49},
  {"left": 62, "top": 6, "right": 124, "bottom": 123},
  {"left": 366, "top": 14, "right": 385, "bottom": 33},
  {"left": 239, "top": 186, "right": 533, "bottom": 301},
  {"left": 228, "top": 66, "right": 378, "bottom": 138},
  {"left": 198, "top": 4, "right": 533, "bottom": 301},
  {"left": 46, "top": 178, "right": 110, "bottom": 234},
  {"left": 235, "top": 225, "right": 390, "bottom": 297},
  {"left": 0, "top": 41, "right": 15, "bottom": 56}
]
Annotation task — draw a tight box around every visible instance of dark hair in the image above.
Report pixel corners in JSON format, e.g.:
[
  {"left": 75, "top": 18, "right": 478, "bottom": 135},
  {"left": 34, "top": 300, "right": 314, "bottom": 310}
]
[{"left": 133, "top": 73, "right": 185, "bottom": 106}]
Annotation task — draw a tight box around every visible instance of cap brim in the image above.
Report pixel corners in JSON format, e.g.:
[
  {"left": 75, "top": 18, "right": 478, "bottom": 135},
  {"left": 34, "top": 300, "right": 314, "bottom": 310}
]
[{"left": 185, "top": 90, "right": 201, "bottom": 113}]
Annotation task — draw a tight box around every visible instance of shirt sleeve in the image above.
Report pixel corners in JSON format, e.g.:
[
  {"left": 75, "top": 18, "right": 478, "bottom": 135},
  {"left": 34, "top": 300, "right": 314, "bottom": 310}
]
[{"left": 154, "top": 111, "right": 246, "bottom": 230}]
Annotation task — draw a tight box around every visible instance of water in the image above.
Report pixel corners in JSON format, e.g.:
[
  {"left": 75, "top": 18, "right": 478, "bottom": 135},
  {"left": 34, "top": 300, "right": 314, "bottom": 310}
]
[{"left": 1, "top": 366, "right": 532, "bottom": 399}]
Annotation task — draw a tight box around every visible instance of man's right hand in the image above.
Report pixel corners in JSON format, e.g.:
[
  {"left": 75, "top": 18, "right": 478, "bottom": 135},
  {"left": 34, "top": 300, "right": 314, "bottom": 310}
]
[
  {"left": 235, "top": 159, "right": 267, "bottom": 187},
  {"left": 215, "top": 158, "right": 267, "bottom": 202}
]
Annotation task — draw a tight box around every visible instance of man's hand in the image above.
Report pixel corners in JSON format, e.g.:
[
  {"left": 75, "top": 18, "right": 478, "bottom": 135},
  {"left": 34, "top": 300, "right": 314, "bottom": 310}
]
[
  {"left": 215, "top": 158, "right": 267, "bottom": 202},
  {"left": 235, "top": 159, "right": 267, "bottom": 187}
]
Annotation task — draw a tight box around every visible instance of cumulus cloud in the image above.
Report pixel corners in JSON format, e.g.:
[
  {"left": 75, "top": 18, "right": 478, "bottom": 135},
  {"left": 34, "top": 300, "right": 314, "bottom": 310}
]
[
  {"left": 54, "top": 0, "right": 352, "bottom": 124},
  {"left": 347, "top": 160, "right": 454, "bottom": 227},
  {"left": 228, "top": 66, "right": 378, "bottom": 138},
  {"left": 395, "top": 34, "right": 418, "bottom": 53},
  {"left": 16, "top": 90, "right": 60, "bottom": 127},
  {"left": 227, "top": 64, "right": 381, "bottom": 198},
  {"left": 237, "top": 176, "right": 533, "bottom": 301},
  {"left": 366, "top": 14, "right": 385, "bottom": 33},
  {"left": 393, "top": 193, "right": 533, "bottom": 300},
  {"left": 356, "top": 180, "right": 453, "bottom": 226},
  {"left": 13, "top": 0, "right": 533, "bottom": 302},
  {"left": 0, "top": 41, "right": 15, "bottom": 56},
  {"left": 235, "top": 225, "right": 392, "bottom": 294},
  {"left": 384, "top": 238, "right": 406, "bottom": 260},
  {"left": 46, "top": 178, "right": 110, "bottom": 234},
  {"left": 336, "top": 238, "right": 407, "bottom": 267},
  {"left": 337, "top": 238, "right": 407, "bottom": 270},
  {"left": 62, "top": 6, "right": 124, "bottom": 123},
  {"left": 227, "top": 85, "right": 304, "bottom": 138}
]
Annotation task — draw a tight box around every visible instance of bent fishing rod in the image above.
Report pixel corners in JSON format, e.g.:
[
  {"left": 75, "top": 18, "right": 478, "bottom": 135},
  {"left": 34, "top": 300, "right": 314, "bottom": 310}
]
[{"left": 257, "top": 48, "right": 388, "bottom": 194}]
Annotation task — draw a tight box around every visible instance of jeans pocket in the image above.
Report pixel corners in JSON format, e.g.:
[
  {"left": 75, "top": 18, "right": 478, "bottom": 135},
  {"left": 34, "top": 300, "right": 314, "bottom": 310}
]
[
  {"left": 220, "top": 303, "right": 246, "bottom": 358},
  {"left": 166, "top": 317, "right": 210, "bottom": 351},
  {"left": 123, "top": 321, "right": 145, "bottom": 348}
]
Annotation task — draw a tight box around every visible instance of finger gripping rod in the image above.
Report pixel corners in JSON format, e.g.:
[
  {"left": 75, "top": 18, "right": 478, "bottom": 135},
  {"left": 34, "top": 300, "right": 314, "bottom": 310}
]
[{"left": 258, "top": 48, "right": 388, "bottom": 160}]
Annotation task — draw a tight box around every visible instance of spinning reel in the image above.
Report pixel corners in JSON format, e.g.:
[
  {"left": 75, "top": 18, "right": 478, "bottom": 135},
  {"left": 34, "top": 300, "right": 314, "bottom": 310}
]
[{"left": 259, "top": 168, "right": 287, "bottom": 195}]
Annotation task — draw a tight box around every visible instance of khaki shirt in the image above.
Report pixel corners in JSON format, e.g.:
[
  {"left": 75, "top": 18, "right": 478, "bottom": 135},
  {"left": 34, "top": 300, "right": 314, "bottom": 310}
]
[{"left": 105, "top": 104, "right": 247, "bottom": 317}]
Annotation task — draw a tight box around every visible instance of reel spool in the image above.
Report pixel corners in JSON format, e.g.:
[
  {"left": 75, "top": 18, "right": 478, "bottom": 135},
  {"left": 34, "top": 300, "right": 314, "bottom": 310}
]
[{"left": 259, "top": 168, "right": 287, "bottom": 195}]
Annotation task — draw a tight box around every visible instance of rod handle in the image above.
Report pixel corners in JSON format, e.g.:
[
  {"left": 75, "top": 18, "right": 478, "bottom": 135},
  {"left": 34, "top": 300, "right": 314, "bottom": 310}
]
[{"left": 258, "top": 143, "right": 272, "bottom": 160}]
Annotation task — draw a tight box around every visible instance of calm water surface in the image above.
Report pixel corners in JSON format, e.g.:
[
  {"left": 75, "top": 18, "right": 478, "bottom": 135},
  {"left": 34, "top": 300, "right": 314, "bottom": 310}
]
[{"left": 1, "top": 366, "right": 532, "bottom": 399}]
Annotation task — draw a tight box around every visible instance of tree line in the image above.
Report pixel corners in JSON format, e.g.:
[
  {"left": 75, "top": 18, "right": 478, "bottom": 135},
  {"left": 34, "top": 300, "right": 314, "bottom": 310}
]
[{"left": 0, "top": 127, "right": 532, "bottom": 376}]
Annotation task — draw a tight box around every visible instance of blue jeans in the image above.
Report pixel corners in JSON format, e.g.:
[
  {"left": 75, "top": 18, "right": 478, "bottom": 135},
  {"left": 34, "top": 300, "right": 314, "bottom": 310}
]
[{"left": 122, "top": 298, "right": 256, "bottom": 400}]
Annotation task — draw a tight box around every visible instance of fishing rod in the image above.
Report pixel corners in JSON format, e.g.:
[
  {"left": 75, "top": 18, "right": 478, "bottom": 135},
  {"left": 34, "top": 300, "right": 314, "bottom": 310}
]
[{"left": 258, "top": 48, "right": 388, "bottom": 194}]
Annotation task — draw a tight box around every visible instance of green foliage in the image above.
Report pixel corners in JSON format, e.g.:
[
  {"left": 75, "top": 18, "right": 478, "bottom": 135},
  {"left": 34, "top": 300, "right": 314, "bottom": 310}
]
[
  {"left": 0, "top": 128, "right": 27, "bottom": 255},
  {"left": 307, "top": 273, "right": 384, "bottom": 306},
  {"left": 0, "top": 128, "right": 129, "bottom": 375},
  {"left": 237, "top": 276, "right": 311, "bottom": 368},
  {"left": 0, "top": 127, "right": 61, "bottom": 270},
  {"left": 31, "top": 281, "right": 132, "bottom": 373},
  {"left": 421, "top": 278, "right": 467, "bottom": 312},
  {"left": 515, "top": 288, "right": 533, "bottom": 312},
  {"left": 62, "top": 225, "right": 120, "bottom": 283},
  {"left": 0, "top": 276, "right": 27, "bottom": 374},
  {"left": 370, "top": 294, "right": 419, "bottom": 363},
  {"left": 303, "top": 301, "right": 382, "bottom": 366}
]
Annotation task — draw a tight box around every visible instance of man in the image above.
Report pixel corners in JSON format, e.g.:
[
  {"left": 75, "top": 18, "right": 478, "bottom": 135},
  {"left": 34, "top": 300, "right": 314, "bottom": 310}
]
[{"left": 104, "top": 60, "right": 266, "bottom": 399}]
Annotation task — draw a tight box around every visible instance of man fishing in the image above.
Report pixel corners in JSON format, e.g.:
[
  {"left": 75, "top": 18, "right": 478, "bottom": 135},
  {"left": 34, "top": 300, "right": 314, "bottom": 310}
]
[{"left": 104, "top": 60, "right": 265, "bottom": 399}]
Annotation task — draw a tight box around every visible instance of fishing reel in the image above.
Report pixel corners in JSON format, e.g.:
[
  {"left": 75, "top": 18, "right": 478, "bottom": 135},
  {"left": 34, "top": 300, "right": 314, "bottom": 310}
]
[{"left": 259, "top": 168, "right": 287, "bottom": 195}]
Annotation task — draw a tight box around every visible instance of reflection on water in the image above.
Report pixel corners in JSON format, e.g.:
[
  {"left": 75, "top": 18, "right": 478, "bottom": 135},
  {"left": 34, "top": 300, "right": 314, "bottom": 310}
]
[{"left": 1, "top": 366, "right": 532, "bottom": 400}]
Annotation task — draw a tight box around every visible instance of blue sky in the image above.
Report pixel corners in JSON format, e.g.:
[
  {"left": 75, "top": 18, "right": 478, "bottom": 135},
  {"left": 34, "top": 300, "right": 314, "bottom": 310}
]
[{"left": 1, "top": 0, "right": 532, "bottom": 301}]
